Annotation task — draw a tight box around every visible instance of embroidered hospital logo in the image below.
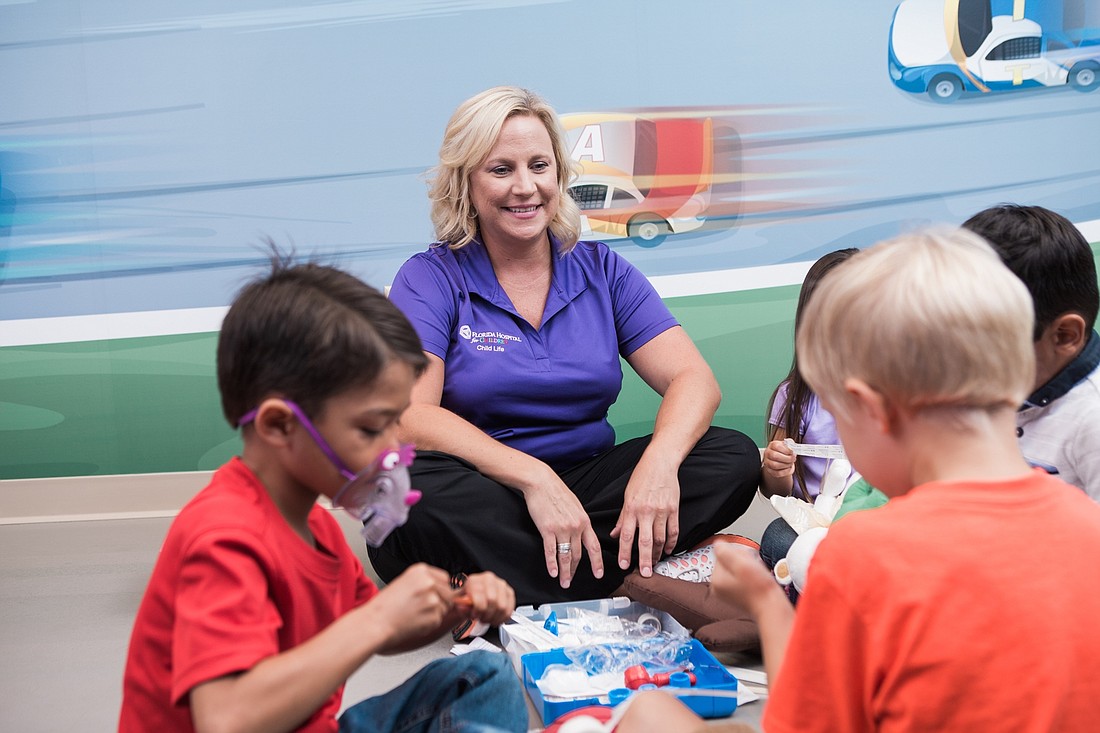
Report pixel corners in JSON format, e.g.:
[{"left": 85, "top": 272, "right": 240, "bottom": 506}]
[{"left": 460, "top": 324, "right": 522, "bottom": 353}]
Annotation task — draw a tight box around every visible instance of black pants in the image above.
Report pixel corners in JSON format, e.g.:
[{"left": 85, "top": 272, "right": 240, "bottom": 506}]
[{"left": 368, "top": 426, "right": 761, "bottom": 605}]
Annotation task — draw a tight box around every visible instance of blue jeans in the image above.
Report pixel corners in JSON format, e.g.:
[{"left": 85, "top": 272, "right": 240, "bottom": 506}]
[
  {"left": 758, "top": 517, "right": 800, "bottom": 604},
  {"left": 337, "top": 651, "right": 528, "bottom": 733}
]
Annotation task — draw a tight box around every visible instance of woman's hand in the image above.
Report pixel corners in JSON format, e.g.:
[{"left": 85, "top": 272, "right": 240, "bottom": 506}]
[
  {"left": 400, "top": 353, "right": 606, "bottom": 590},
  {"left": 611, "top": 459, "right": 680, "bottom": 577},
  {"left": 521, "top": 464, "right": 604, "bottom": 590},
  {"left": 618, "top": 327, "right": 719, "bottom": 577}
]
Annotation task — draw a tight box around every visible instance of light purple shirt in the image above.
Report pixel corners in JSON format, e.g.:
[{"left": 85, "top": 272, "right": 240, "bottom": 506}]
[
  {"left": 389, "top": 237, "right": 677, "bottom": 471},
  {"left": 769, "top": 383, "right": 840, "bottom": 498}
]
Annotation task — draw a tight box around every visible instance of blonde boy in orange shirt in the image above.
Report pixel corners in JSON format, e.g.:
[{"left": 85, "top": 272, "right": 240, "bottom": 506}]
[{"left": 709, "top": 229, "right": 1100, "bottom": 732}]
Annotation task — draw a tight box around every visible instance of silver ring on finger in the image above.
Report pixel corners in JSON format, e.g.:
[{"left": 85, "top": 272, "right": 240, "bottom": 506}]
[{"left": 556, "top": 542, "right": 572, "bottom": 554}]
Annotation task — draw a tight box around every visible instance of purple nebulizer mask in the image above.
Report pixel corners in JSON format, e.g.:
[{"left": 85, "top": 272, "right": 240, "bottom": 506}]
[
  {"left": 238, "top": 400, "right": 421, "bottom": 546},
  {"left": 331, "top": 442, "right": 419, "bottom": 547}
]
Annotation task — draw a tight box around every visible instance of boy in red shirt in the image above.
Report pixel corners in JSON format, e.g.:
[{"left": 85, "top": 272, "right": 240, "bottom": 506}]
[{"left": 120, "top": 257, "right": 526, "bottom": 733}]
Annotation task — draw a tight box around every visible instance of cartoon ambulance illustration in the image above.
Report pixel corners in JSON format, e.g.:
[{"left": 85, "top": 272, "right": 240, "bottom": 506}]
[{"left": 562, "top": 113, "right": 715, "bottom": 247}]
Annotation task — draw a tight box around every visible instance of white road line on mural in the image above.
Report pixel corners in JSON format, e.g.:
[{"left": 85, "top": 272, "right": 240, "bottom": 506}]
[
  {"left": 650, "top": 261, "right": 813, "bottom": 299},
  {"left": 0, "top": 306, "right": 229, "bottom": 348},
  {"left": 0, "top": 510, "right": 181, "bottom": 526},
  {"left": 654, "top": 218, "right": 1100, "bottom": 299},
  {"left": 3, "top": 219, "right": 1099, "bottom": 347},
  {"left": 0, "top": 263, "right": 808, "bottom": 346},
  {"left": 1080, "top": 219, "right": 1100, "bottom": 243}
]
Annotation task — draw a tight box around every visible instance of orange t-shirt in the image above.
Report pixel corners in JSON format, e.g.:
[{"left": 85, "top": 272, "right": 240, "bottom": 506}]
[{"left": 765, "top": 470, "right": 1100, "bottom": 733}]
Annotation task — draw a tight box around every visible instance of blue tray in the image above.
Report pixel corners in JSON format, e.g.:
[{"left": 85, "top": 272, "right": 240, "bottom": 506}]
[{"left": 521, "top": 639, "right": 738, "bottom": 724}]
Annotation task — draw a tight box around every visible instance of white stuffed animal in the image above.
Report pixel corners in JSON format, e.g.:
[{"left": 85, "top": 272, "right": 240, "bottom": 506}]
[
  {"left": 769, "top": 454, "right": 860, "bottom": 593},
  {"left": 773, "top": 526, "right": 828, "bottom": 593}
]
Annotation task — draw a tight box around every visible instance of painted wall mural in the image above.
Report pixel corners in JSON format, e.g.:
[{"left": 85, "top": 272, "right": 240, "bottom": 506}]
[
  {"left": 889, "top": 0, "right": 1100, "bottom": 101},
  {"left": 2, "top": 0, "right": 1099, "bottom": 479}
]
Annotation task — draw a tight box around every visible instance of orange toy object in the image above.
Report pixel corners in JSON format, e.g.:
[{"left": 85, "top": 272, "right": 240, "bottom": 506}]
[{"left": 623, "top": 665, "right": 697, "bottom": 689}]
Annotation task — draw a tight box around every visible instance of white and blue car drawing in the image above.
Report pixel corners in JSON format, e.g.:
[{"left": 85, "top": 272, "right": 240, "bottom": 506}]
[{"left": 889, "top": 0, "right": 1100, "bottom": 101}]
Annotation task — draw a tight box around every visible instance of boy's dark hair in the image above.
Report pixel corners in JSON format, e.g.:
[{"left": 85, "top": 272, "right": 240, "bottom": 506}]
[
  {"left": 962, "top": 204, "right": 1098, "bottom": 339},
  {"left": 217, "top": 251, "right": 428, "bottom": 426},
  {"left": 767, "top": 247, "right": 859, "bottom": 500}
]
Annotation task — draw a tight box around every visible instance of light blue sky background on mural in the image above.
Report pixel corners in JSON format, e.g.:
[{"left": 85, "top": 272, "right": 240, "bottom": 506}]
[{"left": 2, "top": 0, "right": 1099, "bottom": 326}]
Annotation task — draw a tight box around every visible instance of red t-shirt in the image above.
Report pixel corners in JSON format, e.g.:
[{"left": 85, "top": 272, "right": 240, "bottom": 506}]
[
  {"left": 119, "top": 458, "right": 377, "bottom": 732},
  {"left": 764, "top": 470, "right": 1100, "bottom": 733}
]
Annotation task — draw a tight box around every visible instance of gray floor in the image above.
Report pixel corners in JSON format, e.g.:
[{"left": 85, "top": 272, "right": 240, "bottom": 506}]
[{"left": 0, "top": 493, "right": 777, "bottom": 732}]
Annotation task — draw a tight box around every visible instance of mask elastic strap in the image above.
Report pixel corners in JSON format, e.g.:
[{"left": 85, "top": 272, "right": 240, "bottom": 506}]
[{"left": 238, "top": 400, "right": 356, "bottom": 480}]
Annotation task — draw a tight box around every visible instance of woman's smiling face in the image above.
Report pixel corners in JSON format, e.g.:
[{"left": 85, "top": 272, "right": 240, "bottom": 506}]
[{"left": 469, "top": 113, "right": 560, "bottom": 251}]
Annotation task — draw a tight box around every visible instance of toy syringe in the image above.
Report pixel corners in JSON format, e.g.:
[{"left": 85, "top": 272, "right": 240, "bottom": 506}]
[{"left": 784, "top": 438, "right": 846, "bottom": 460}]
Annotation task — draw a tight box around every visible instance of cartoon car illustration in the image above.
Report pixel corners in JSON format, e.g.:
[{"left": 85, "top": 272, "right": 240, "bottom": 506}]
[
  {"left": 562, "top": 113, "right": 715, "bottom": 247},
  {"left": 888, "top": 0, "right": 1100, "bottom": 101}
]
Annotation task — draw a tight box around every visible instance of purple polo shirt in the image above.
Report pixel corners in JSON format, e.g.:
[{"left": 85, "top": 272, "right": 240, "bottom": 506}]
[{"left": 389, "top": 237, "right": 678, "bottom": 471}]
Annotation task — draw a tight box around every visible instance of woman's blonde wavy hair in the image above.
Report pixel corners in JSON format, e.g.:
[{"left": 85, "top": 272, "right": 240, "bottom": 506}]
[{"left": 428, "top": 86, "right": 582, "bottom": 252}]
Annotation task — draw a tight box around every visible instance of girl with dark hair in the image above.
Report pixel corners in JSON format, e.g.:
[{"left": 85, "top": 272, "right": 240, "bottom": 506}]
[{"left": 758, "top": 248, "right": 859, "bottom": 587}]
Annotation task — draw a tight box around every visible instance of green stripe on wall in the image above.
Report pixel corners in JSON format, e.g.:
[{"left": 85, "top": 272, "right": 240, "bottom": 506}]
[
  {"left": 8, "top": 238, "right": 1100, "bottom": 481},
  {"left": 0, "top": 334, "right": 238, "bottom": 479},
  {"left": 610, "top": 285, "right": 797, "bottom": 444},
  {"left": 0, "top": 284, "right": 798, "bottom": 480}
]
